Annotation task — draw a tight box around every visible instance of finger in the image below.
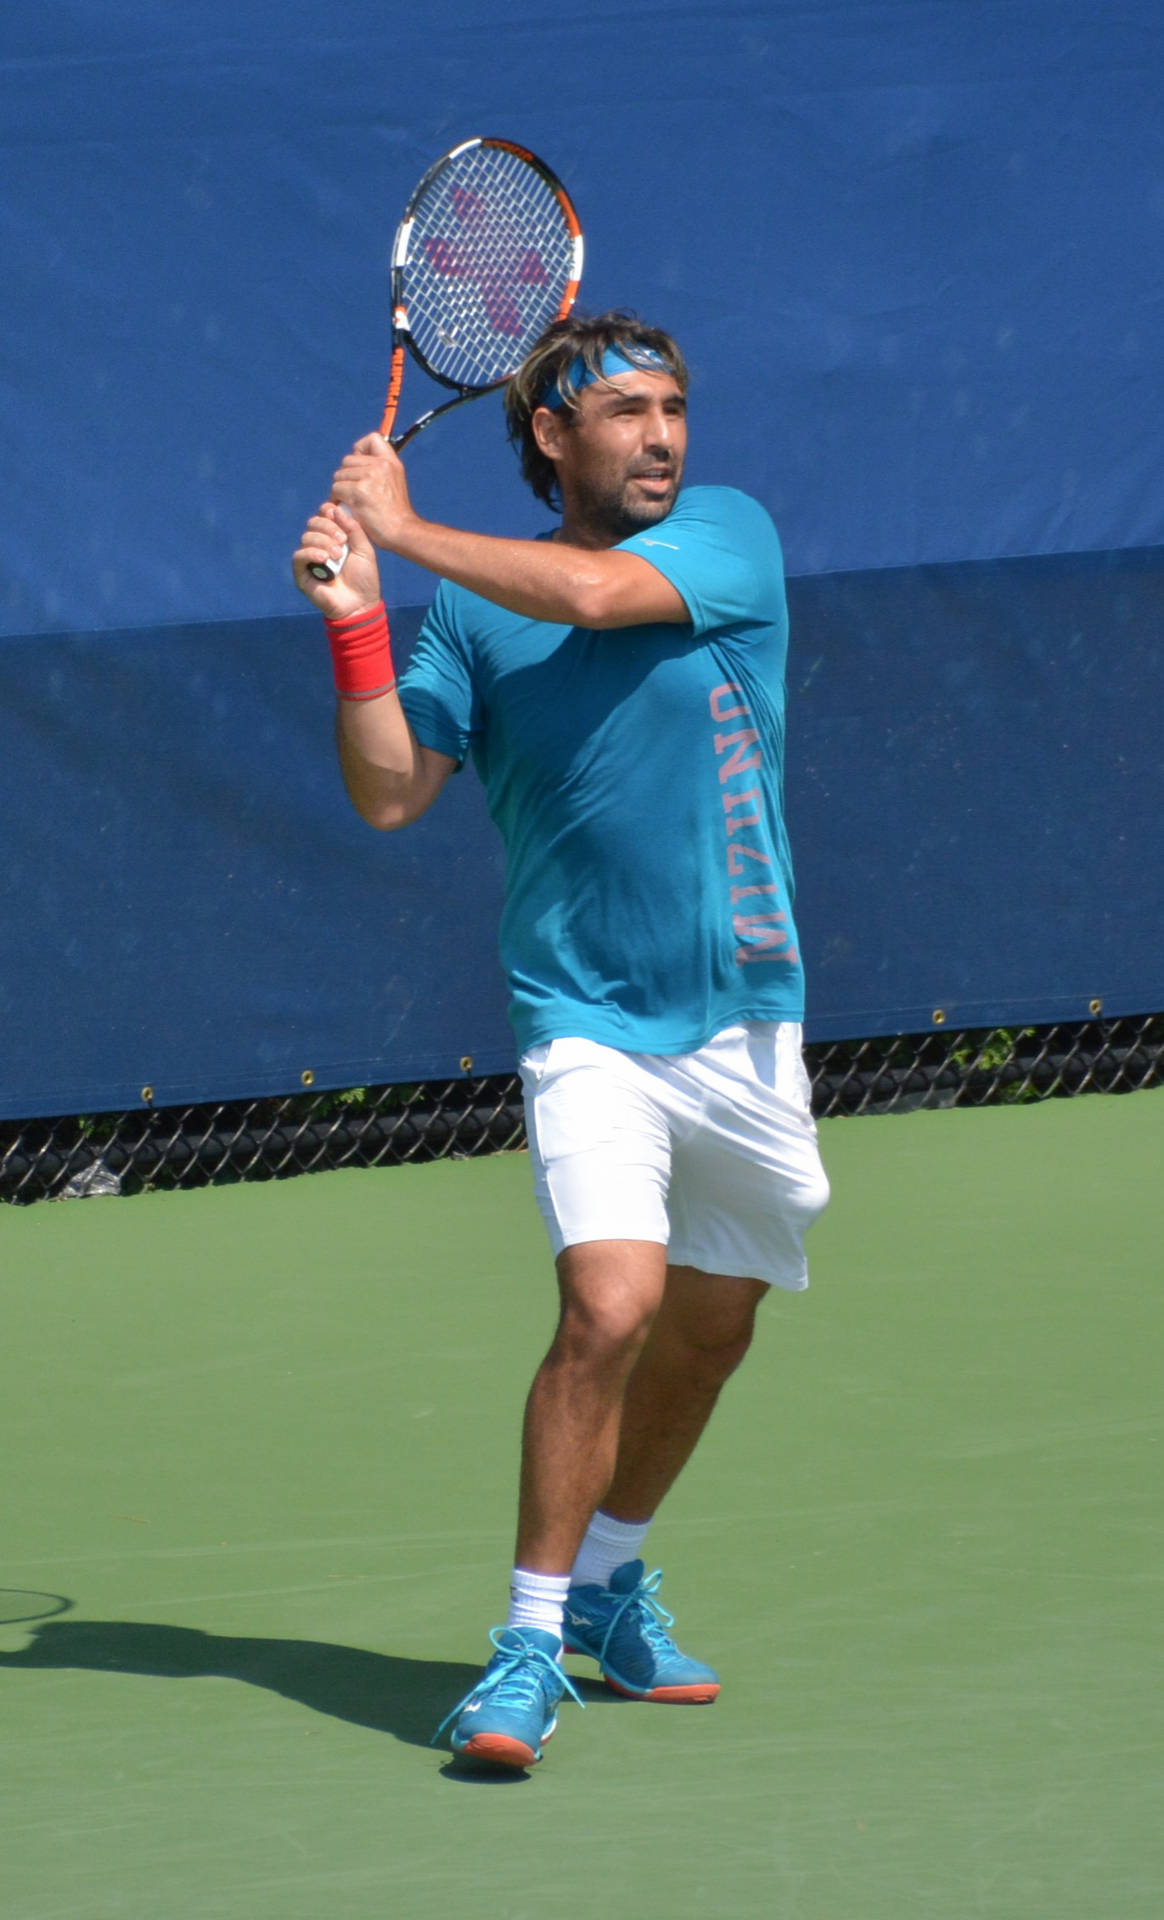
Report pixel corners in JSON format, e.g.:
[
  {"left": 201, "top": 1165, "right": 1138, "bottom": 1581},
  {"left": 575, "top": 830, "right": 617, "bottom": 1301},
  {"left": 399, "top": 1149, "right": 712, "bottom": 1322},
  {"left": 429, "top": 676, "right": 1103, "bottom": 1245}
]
[
  {"left": 352, "top": 431, "right": 392, "bottom": 457},
  {"left": 331, "top": 474, "right": 381, "bottom": 509},
  {"left": 331, "top": 458, "right": 374, "bottom": 493},
  {"left": 297, "top": 523, "right": 347, "bottom": 562},
  {"left": 293, "top": 545, "right": 340, "bottom": 581},
  {"left": 303, "top": 511, "right": 345, "bottom": 540},
  {"left": 339, "top": 509, "right": 375, "bottom": 557}
]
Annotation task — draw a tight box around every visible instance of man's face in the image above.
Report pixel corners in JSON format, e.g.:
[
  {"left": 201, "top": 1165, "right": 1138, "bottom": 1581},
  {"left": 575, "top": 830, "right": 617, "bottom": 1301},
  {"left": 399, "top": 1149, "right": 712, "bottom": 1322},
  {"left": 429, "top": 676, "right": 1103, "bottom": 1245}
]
[{"left": 536, "top": 369, "right": 688, "bottom": 542}]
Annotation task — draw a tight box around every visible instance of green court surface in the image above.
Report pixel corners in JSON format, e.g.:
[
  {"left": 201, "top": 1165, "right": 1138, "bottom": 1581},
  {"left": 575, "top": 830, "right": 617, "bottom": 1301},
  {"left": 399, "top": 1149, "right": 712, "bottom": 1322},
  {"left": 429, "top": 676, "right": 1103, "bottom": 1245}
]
[{"left": 2, "top": 1090, "right": 1161, "bottom": 1919}]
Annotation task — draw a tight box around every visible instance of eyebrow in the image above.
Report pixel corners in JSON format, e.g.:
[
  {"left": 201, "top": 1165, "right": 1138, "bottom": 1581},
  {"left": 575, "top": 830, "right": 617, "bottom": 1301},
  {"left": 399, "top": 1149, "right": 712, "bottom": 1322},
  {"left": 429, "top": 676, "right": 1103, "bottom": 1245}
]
[{"left": 595, "top": 387, "right": 687, "bottom": 409}]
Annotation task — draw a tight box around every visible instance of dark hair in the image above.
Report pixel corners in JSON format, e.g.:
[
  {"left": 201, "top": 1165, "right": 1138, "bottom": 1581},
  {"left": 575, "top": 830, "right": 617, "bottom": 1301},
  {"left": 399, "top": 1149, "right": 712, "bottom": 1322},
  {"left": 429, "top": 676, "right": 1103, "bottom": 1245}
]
[{"left": 504, "top": 309, "right": 689, "bottom": 510}]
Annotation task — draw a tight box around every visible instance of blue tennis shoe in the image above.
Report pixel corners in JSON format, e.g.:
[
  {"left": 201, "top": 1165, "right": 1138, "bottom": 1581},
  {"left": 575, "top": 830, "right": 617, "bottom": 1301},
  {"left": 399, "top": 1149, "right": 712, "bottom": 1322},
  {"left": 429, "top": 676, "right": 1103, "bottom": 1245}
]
[
  {"left": 435, "top": 1626, "right": 583, "bottom": 1768},
  {"left": 563, "top": 1559, "right": 720, "bottom": 1702}
]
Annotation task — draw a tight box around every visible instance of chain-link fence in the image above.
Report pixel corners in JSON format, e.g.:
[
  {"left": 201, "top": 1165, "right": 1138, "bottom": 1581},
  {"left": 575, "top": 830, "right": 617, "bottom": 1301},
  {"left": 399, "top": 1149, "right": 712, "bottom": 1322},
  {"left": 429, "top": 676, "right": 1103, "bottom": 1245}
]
[{"left": 2, "top": 1013, "right": 1161, "bottom": 1205}]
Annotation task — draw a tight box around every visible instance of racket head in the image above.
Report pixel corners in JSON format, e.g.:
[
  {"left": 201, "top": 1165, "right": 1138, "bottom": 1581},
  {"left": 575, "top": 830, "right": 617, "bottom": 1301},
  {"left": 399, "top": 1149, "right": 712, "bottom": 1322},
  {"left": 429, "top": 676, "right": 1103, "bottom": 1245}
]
[
  {"left": 0, "top": 1589, "right": 73, "bottom": 1626},
  {"left": 390, "top": 138, "right": 583, "bottom": 408},
  {"left": 308, "top": 139, "right": 582, "bottom": 577}
]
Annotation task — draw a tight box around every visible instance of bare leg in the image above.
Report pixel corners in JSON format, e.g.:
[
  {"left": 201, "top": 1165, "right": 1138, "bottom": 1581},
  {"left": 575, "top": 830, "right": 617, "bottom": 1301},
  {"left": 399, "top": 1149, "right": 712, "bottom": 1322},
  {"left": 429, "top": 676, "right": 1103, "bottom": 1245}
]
[
  {"left": 601, "top": 1264, "right": 768, "bottom": 1523},
  {"left": 515, "top": 1239, "right": 667, "bottom": 1573}
]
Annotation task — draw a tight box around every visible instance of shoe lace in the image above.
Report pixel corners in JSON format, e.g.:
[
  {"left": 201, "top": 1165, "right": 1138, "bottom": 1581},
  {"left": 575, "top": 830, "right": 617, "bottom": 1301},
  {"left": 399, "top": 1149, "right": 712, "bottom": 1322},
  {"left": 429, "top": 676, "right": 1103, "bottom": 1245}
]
[
  {"left": 432, "top": 1627, "right": 585, "bottom": 1746},
  {"left": 600, "top": 1567, "right": 677, "bottom": 1661}
]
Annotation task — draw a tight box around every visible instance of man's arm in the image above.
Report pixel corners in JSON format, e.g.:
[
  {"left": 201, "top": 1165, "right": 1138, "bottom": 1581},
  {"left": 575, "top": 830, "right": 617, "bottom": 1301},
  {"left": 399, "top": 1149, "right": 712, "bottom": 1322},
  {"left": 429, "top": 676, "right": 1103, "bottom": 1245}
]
[
  {"left": 327, "top": 435, "right": 691, "bottom": 630},
  {"left": 292, "top": 502, "right": 457, "bottom": 830},
  {"left": 333, "top": 690, "right": 456, "bottom": 832}
]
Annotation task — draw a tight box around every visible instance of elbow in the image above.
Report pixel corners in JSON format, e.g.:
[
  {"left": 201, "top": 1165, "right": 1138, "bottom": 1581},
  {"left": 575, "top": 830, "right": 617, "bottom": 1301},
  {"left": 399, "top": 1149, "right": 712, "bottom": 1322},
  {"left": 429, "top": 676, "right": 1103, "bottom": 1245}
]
[
  {"left": 568, "top": 575, "right": 622, "bottom": 630},
  {"left": 564, "top": 555, "right": 671, "bottom": 630},
  {"left": 351, "top": 793, "right": 422, "bottom": 833},
  {"left": 355, "top": 802, "right": 407, "bottom": 833},
  {"left": 347, "top": 775, "right": 438, "bottom": 833}
]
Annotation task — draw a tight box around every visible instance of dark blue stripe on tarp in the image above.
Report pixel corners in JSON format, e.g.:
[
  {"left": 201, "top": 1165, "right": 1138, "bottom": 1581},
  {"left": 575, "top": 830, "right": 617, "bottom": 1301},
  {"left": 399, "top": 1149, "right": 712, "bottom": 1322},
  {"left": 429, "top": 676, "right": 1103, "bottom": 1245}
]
[
  {"left": 1, "top": 545, "right": 1161, "bottom": 1117},
  {"left": 786, "top": 544, "right": 1164, "bottom": 1039},
  {"left": 0, "top": 608, "right": 513, "bottom": 1118}
]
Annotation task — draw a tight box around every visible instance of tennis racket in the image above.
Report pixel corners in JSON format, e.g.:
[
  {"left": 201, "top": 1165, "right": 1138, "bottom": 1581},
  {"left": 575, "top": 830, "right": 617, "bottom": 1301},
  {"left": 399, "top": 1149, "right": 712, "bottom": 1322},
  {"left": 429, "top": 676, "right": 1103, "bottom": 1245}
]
[{"left": 309, "top": 136, "right": 584, "bottom": 580}]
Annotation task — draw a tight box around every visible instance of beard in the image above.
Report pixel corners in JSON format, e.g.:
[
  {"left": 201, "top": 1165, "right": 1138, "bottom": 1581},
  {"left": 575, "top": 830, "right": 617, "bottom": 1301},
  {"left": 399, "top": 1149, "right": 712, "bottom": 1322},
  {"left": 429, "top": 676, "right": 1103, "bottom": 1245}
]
[{"left": 570, "top": 464, "right": 682, "bottom": 543}]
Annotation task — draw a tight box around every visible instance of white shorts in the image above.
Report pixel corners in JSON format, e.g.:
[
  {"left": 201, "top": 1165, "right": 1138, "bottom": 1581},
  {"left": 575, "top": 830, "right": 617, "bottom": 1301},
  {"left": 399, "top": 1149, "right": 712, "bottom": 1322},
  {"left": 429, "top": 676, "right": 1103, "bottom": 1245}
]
[{"left": 520, "top": 1023, "right": 830, "bottom": 1291}]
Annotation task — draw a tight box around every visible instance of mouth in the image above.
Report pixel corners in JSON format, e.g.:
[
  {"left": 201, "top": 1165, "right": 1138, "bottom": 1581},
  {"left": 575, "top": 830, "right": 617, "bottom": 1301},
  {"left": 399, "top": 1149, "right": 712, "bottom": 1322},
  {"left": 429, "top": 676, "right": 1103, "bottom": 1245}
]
[{"left": 629, "top": 467, "right": 675, "bottom": 493}]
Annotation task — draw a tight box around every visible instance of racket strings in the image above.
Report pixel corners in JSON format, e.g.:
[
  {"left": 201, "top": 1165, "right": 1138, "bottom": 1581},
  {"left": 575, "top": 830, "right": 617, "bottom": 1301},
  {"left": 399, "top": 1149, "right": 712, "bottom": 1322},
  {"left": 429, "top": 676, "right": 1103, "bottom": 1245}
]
[{"left": 404, "top": 145, "right": 578, "bottom": 389}]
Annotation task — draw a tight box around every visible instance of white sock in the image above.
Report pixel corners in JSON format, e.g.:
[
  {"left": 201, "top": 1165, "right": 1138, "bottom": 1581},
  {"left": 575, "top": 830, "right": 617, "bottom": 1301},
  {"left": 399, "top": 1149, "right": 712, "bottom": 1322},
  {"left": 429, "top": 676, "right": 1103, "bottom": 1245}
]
[
  {"left": 506, "top": 1567, "right": 570, "bottom": 1645},
  {"left": 570, "top": 1510, "right": 653, "bottom": 1589}
]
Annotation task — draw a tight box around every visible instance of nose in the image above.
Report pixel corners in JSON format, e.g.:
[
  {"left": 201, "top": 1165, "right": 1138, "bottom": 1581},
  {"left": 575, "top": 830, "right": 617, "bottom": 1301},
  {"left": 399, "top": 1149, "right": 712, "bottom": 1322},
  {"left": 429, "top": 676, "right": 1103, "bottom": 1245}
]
[{"left": 644, "top": 407, "right": 675, "bottom": 454}]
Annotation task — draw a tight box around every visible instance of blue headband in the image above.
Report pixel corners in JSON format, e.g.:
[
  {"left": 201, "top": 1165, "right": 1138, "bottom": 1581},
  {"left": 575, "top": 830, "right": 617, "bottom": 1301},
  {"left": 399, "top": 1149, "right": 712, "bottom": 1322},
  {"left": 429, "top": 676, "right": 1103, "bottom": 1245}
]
[{"left": 541, "top": 344, "right": 670, "bottom": 411}]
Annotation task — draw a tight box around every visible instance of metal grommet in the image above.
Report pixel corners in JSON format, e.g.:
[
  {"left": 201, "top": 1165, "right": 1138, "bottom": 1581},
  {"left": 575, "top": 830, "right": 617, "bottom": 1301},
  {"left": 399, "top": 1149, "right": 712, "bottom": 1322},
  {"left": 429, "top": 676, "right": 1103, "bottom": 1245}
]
[
  {"left": 301, "top": 1070, "right": 315, "bottom": 1087},
  {"left": 931, "top": 1009, "right": 946, "bottom": 1027},
  {"left": 141, "top": 1086, "right": 155, "bottom": 1104},
  {"left": 1088, "top": 998, "right": 1103, "bottom": 1017},
  {"left": 459, "top": 1055, "right": 474, "bottom": 1073}
]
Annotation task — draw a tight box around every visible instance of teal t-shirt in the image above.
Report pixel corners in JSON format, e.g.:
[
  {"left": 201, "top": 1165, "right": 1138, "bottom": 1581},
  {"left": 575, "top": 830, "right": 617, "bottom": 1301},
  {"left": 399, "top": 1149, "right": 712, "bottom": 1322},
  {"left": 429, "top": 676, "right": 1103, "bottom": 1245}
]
[{"left": 398, "top": 485, "right": 805, "bottom": 1055}]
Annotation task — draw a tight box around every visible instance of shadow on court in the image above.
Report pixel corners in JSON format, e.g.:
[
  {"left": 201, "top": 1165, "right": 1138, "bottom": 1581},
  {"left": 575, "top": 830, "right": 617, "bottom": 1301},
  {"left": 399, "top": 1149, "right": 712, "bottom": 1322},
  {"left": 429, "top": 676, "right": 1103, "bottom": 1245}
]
[
  {"left": 0, "top": 1617, "right": 489, "bottom": 1750},
  {"left": 0, "top": 1616, "right": 621, "bottom": 1764}
]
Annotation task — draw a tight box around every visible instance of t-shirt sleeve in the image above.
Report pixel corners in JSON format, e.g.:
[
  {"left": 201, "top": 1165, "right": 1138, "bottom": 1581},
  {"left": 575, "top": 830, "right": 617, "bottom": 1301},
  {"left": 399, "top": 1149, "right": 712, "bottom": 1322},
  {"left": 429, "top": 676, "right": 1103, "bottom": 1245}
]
[
  {"left": 616, "top": 488, "right": 785, "bottom": 639},
  {"left": 396, "top": 584, "right": 479, "bottom": 766}
]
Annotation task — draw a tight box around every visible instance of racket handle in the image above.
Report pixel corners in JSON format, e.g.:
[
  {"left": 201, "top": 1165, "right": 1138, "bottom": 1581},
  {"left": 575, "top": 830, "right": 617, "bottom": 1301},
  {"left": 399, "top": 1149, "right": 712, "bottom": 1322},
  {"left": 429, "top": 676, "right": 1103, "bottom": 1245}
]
[
  {"left": 309, "top": 542, "right": 349, "bottom": 582},
  {"left": 306, "top": 413, "right": 410, "bottom": 580},
  {"left": 306, "top": 421, "right": 405, "bottom": 579}
]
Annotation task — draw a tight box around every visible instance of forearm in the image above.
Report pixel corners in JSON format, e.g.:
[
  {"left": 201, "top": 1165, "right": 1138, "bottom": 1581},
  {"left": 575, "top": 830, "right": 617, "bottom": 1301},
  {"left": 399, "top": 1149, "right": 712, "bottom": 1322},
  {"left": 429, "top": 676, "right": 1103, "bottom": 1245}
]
[
  {"left": 386, "top": 516, "right": 618, "bottom": 626},
  {"left": 319, "top": 603, "right": 449, "bottom": 829},
  {"left": 335, "top": 688, "right": 415, "bottom": 828},
  {"left": 293, "top": 497, "right": 452, "bottom": 828}
]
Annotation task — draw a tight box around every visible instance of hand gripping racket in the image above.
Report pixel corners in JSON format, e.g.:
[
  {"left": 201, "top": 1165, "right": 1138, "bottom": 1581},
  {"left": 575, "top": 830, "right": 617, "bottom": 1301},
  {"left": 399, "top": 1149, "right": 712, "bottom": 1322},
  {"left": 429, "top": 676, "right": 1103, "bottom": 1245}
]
[{"left": 309, "top": 136, "right": 584, "bottom": 580}]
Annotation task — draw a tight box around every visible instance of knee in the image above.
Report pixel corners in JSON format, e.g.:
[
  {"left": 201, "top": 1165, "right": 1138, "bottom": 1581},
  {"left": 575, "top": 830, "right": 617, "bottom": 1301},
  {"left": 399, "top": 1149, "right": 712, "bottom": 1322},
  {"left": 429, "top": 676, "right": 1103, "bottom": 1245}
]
[{"left": 553, "top": 1289, "right": 657, "bottom": 1373}]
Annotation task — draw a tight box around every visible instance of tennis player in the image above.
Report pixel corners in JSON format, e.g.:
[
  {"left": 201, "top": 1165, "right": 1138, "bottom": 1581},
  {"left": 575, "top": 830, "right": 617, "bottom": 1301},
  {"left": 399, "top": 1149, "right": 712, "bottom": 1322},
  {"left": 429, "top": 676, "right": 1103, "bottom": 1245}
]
[{"left": 293, "top": 312, "right": 830, "bottom": 1770}]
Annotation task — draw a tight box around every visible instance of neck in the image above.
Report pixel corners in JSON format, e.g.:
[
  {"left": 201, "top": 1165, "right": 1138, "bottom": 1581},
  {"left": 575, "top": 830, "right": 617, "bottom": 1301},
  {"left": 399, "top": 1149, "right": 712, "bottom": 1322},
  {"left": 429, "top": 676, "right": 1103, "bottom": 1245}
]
[
  {"left": 554, "top": 506, "right": 617, "bottom": 551},
  {"left": 555, "top": 486, "right": 677, "bottom": 551}
]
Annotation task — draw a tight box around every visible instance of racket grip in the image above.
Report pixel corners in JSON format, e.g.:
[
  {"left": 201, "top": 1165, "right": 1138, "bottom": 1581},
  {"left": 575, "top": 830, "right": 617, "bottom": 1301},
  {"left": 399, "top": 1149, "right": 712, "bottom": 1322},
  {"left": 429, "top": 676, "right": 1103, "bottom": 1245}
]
[{"left": 308, "top": 541, "right": 349, "bottom": 582}]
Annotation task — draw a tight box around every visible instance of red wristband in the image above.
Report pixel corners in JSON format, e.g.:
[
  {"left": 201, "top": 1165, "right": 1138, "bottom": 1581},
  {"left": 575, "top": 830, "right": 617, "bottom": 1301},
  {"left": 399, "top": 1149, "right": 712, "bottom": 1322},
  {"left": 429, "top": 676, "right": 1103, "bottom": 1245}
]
[{"left": 323, "top": 601, "right": 396, "bottom": 701}]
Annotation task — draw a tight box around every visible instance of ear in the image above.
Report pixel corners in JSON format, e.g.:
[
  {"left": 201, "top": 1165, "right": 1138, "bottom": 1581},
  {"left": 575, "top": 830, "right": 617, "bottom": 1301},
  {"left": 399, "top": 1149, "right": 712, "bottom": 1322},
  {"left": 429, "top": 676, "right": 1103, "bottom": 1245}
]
[{"left": 531, "top": 404, "right": 570, "bottom": 469}]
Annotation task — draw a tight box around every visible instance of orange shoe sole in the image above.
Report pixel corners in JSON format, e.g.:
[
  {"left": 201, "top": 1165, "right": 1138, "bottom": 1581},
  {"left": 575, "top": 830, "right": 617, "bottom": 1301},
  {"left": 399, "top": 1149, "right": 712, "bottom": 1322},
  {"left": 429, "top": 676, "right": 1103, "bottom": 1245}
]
[
  {"left": 604, "top": 1676, "right": 720, "bottom": 1704},
  {"left": 453, "top": 1725, "right": 554, "bottom": 1767}
]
